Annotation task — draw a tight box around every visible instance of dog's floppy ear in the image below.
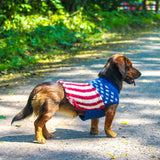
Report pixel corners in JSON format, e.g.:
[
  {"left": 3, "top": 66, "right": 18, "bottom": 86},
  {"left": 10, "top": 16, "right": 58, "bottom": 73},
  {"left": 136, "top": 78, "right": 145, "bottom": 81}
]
[
  {"left": 98, "top": 57, "right": 111, "bottom": 78},
  {"left": 114, "top": 56, "right": 127, "bottom": 78},
  {"left": 98, "top": 55, "right": 115, "bottom": 78}
]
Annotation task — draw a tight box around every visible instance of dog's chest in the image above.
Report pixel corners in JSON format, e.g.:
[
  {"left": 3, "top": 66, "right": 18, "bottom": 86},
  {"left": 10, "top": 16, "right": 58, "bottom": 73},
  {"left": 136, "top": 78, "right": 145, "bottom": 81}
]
[{"left": 58, "top": 78, "right": 119, "bottom": 112}]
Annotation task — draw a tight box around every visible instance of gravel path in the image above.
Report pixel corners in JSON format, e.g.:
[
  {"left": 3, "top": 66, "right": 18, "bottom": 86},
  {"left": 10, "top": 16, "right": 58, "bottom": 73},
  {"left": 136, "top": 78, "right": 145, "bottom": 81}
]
[{"left": 0, "top": 31, "right": 160, "bottom": 160}]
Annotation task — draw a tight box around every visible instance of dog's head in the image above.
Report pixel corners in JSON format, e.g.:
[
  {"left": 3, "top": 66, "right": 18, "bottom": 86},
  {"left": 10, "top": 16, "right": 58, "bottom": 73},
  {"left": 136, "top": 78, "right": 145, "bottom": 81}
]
[{"left": 99, "top": 54, "right": 141, "bottom": 88}]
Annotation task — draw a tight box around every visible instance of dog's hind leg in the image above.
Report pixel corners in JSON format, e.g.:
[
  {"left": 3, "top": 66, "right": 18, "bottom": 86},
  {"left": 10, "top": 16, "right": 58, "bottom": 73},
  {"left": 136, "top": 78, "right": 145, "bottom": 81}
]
[
  {"left": 34, "top": 98, "right": 59, "bottom": 144},
  {"left": 90, "top": 119, "right": 100, "bottom": 135},
  {"left": 42, "top": 124, "right": 54, "bottom": 139}
]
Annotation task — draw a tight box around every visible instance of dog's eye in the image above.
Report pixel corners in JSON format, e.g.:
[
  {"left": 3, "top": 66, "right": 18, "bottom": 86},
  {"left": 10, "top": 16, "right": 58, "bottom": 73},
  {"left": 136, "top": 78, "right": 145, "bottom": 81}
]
[{"left": 126, "top": 66, "right": 132, "bottom": 71}]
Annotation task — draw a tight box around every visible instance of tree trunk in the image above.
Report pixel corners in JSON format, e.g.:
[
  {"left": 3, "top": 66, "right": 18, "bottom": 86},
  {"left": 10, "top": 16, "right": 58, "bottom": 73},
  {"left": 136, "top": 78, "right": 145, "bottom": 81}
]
[
  {"left": 155, "top": 0, "right": 159, "bottom": 13},
  {"left": 142, "top": 0, "right": 147, "bottom": 12},
  {"left": 110, "top": 0, "right": 120, "bottom": 11}
]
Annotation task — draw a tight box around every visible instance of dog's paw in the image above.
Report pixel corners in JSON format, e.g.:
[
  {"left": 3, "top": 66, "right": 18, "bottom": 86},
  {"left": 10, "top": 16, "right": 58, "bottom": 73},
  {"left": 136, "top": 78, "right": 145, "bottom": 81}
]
[
  {"left": 43, "top": 133, "right": 54, "bottom": 139},
  {"left": 36, "top": 136, "right": 46, "bottom": 144},
  {"left": 105, "top": 130, "right": 117, "bottom": 138},
  {"left": 90, "top": 128, "right": 100, "bottom": 135},
  {"left": 37, "top": 138, "right": 46, "bottom": 144}
]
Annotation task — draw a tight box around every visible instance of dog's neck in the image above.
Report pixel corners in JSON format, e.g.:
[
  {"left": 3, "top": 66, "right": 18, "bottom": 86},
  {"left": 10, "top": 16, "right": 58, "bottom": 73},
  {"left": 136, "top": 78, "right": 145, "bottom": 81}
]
[
  {"left": 98, "top": 65, "right": 123, "bottom": 90},
  {"left": 105, "top": 69, "right": 123, "bottom": 90}
]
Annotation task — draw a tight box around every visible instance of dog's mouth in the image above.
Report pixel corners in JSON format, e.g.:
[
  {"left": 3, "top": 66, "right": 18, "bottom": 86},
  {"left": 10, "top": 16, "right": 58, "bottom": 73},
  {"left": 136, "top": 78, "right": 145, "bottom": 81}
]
[{"left": 124, "top": 76, "right": 136, "bottom": 86}]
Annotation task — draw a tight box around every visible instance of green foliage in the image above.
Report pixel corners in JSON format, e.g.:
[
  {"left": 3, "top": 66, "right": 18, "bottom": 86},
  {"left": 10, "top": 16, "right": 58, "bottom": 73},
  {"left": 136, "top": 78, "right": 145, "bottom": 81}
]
[
  {"left": 0, "top": 11, "right": 96, "bottom": 74},
  {"left": 30, "top": 24, "right": 78, "bottom": 50},
  {"left": 65, "top": 12, "right": 101, "bottom": 34},
  {"left": 95, "top": 10, "right": 160, "bottom": 31},
  {"left": 97, "top": 11, "right": 129, "bottom": 31},
  {"left": 0, "top": 0, "right": 160, "bottom": 75}
]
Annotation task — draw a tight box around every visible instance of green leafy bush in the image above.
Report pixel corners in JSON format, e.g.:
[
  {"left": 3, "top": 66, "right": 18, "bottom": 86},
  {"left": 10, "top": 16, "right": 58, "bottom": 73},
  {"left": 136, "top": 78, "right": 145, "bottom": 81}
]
[{"left": 1, "top": 10, "right": 160, "bottom": 75}]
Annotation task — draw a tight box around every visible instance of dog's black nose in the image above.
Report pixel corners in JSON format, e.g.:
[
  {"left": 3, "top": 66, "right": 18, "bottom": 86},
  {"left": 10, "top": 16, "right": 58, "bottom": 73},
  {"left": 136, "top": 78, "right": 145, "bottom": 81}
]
[{"left": 138, "top": 71, "right": 141, "bottom": 77}]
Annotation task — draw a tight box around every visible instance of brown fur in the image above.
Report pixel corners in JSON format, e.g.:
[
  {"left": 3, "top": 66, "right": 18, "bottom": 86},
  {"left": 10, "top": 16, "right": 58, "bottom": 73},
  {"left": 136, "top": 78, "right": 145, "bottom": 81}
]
[{"left": 11, "top": 55, "right": 141, "bottom": 144}]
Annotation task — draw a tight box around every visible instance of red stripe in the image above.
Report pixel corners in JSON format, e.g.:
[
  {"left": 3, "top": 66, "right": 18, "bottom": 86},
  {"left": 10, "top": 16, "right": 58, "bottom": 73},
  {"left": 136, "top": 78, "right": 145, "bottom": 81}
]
[
  {"left": 58, "top": 80, "right": 105, "bottom": 111},
  {"left": 67, "top": 93, "right": 100, "bottom": 100},
  {"left": 75, "top": 105, "right": 105, "bottom": 111},
  {"left": 61, "top": 82, "right": 90, "bottom": 87},
  {"left": 64, "top": 86, "right": 96, "bottom": 92},
  {"left": 72, "top": 99, "right": 105, "bottom": 111}
]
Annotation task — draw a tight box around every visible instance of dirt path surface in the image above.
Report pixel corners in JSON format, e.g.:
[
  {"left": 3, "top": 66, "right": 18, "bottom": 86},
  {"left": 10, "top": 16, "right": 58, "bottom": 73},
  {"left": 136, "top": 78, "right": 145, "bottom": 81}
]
[{"left": 0, "top": 31, "right": 160, "bottom": 160}]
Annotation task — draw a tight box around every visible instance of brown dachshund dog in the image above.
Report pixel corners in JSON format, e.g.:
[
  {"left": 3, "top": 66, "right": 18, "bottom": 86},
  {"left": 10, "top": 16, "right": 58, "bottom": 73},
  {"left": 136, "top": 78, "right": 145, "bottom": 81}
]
[{"left": 11, "top": 55, "right": 141, "bottom": 144}]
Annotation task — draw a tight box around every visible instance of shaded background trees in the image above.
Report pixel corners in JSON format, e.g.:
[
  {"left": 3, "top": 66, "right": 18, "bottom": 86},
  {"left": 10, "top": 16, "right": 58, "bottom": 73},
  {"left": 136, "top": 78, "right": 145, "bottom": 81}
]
[{"left": 0, "top": 0, "right": 159, "bottom": 22}]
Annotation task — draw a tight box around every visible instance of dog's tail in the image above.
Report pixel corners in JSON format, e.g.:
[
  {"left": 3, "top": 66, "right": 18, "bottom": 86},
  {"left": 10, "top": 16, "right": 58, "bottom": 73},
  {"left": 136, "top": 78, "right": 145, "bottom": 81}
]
[{"left": 11, "top": 93, "right": 34, "bottom": 125}]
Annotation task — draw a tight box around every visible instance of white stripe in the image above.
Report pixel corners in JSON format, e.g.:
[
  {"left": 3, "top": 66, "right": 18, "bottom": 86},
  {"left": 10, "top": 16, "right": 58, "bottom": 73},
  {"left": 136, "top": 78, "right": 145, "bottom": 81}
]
[
  {"left": 69, "top": 98, "right": 104, "bottom": 109},
  {"left": 63, "top": 84, "right": 92, "bottom": 90},
  {"left": 65, "top": 89, "right": 98, "bottom": 96},
  {"left": 68, "top": 96, "right": 102, "bottom": 104}
]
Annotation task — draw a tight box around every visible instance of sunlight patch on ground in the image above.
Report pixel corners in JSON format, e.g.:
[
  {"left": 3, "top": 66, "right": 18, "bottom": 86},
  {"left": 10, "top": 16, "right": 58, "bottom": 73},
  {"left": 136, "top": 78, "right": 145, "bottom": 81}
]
[
  {"left": 144, "top": 45, "right": 160, "bottom": 50},
  {"left": 144, "top": 37, "right": 160, "bottom": 41},
  {"left": 138, "top": 37, "right": 160, "bottom": 41},
  {"left": 139, "top": 79, "right": 158, "bottom": 83},
  {"left": 117, "top": 117, "right": 158, "bottom": 126},
  {"left": 120, "top": 98, "right": 160, "bottom": 106},
  {"left": 0, "top": 95, "right": 28, "bottom": 102},
  {"left": 140, "top": 57, "right": 160, "bottom": 61},
  {"left": 107, "top": 40, "right": 137, "bottom": 44},
  {"left": 142, "top": 70, "right": 160, "bottom": 76},
  {"left": 140, "top": 109, "right": 160, "bottom": 116}
]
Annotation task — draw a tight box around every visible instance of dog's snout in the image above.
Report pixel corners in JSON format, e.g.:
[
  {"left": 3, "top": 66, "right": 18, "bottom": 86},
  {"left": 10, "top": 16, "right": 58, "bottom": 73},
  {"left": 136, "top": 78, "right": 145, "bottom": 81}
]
[
  {"left": 137, "top": 70, "right": 141, "bottom": 77},
  {"left": 135, "top": 70, "right": 141, "bottom": 79},
  {"left": 138, "top": 71, "right": 141, "bottom": 77}
]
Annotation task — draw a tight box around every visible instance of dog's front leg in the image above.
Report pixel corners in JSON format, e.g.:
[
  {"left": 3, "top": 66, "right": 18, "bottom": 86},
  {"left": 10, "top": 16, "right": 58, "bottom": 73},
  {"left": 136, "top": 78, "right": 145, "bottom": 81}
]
[
  {"left": 90, "top": 119, "right": 100, "bottom": 135},
  {"left": 104, "top": 104, "right": 117, "bottom": 138}
]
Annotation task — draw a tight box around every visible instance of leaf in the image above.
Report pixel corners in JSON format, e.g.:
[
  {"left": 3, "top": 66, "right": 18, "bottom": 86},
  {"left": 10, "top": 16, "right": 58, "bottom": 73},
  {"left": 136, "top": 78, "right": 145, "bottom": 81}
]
[
  {"left": 8, "top": 90, "right": 15, "bottom": 95},
  {"left": 149, "top": 148, "right": 155, "bottom": 152},
  {"left": 15, "top": 125, "right": 21, "bottom": 128},
  {"left": 129, "top": 51, "right": 135, "bottom": 53},
  {"left": 0, "top": 115, "right": 6, "bottom": 119},
  {"left": 8, "top": 92, "right": 15, "bottom": 95},
  {"left": 122, "top": 140, "right": 128, "bottom": 143},
  {"left": 121, "top": 106, "right": 126, "bottom": 109},
  {"left": 142, "top": 79, "right": 148, "bottom": 83},
  {"left": 121, "top": 121, "right": 128, "bottom": 125},
  {"left": 122, "top": 153, "right": 128, "bottom": 156},
  {"left": 111, "top": 156, "right": 116, "bottom": 159}
]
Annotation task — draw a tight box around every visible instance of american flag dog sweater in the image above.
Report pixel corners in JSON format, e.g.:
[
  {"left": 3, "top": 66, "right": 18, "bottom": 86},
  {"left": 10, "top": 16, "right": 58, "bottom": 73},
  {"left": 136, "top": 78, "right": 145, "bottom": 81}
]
[{"left": 58, "top": 78, "right": 120, "bottom": 121}]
